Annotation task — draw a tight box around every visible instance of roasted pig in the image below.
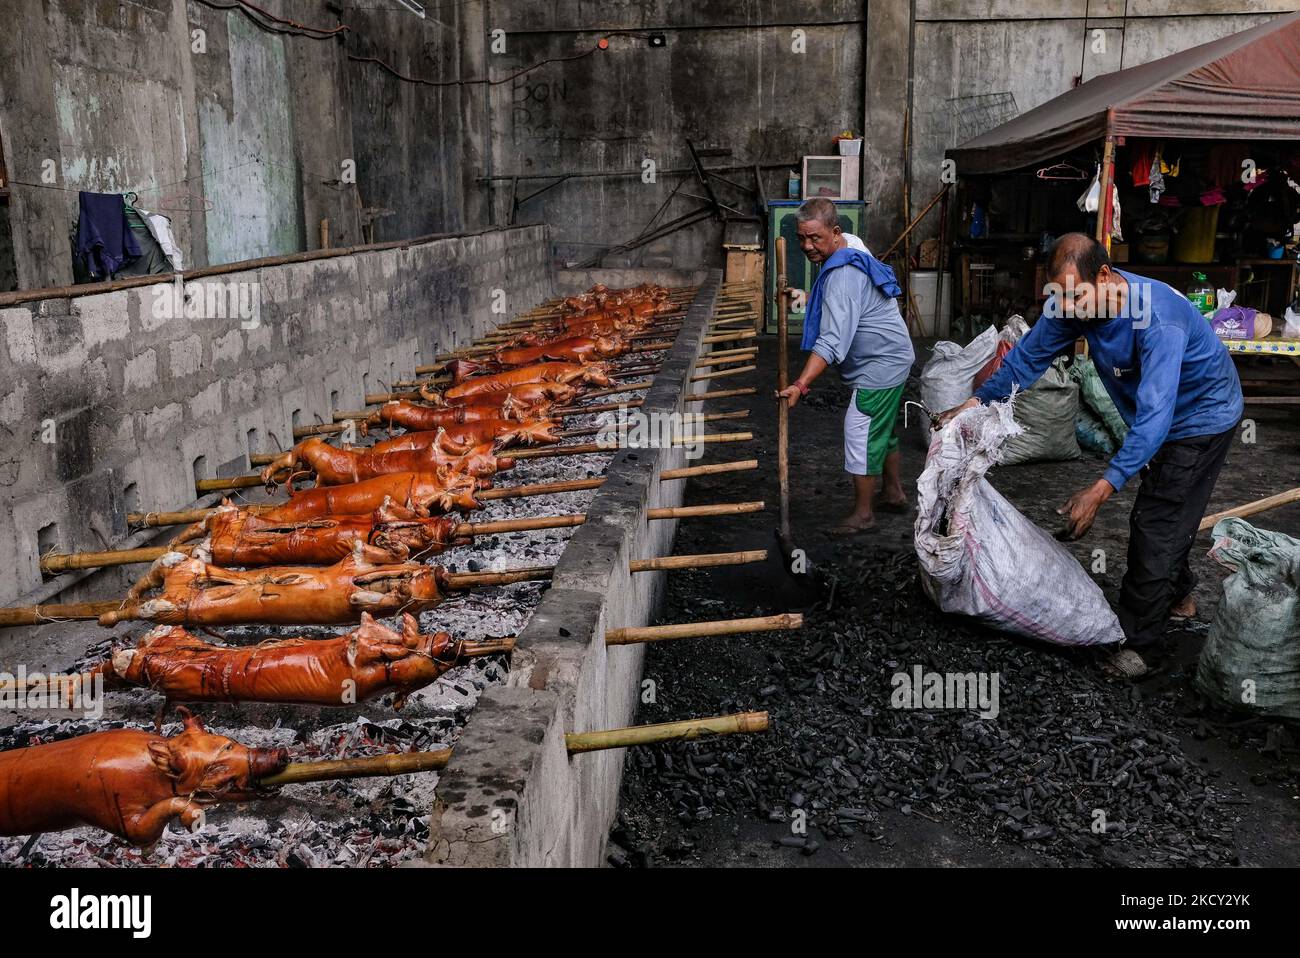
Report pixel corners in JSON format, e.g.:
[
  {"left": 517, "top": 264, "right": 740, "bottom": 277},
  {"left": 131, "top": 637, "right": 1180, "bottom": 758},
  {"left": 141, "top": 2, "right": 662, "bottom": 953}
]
[
  {"left": 101, "top": 614, "right": 509, "bottom": 709},
  {"left": 173, "top": 499, "right": 469, "bottom": 566},
  {"left": 259, "top": 469, "right": 482, "bottom": 523},
  {"left": 260, "top": 436, "right": 512, "bottom": 487},
  {"left": 98, "top": 546, "right": 453, "bottom": 628},
  {"left": 0, "top": 708, "right": 287, "bottom": 846}
]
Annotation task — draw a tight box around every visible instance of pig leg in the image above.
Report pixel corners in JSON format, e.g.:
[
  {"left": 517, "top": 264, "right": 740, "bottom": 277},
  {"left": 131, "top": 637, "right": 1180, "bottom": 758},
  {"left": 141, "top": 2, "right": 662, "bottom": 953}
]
[{"left": 125, "top": 796, "right": 196, "bottom": 847}]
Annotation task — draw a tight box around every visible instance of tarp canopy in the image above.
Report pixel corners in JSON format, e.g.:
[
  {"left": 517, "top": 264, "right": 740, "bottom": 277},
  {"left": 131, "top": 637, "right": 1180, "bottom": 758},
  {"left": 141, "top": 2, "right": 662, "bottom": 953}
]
[{"left": 947, "top": 12, "right": 1300, "bottom": 175}]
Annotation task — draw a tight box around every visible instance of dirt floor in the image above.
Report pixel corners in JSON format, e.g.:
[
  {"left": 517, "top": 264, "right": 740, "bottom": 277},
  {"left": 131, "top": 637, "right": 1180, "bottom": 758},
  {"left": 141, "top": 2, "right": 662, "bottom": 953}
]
[{"left": 611, "top": 334, "right": 1300, "bottom": 868}]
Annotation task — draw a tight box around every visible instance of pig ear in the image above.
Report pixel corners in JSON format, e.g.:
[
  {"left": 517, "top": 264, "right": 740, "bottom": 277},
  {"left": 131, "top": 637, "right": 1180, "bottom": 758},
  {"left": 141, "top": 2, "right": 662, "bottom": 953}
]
[
  {"left": 148, "top": 740, "right": 179, "bottom": 777},
  {"left": 402, "top": 613, "right": 421, "bottom": 646},
  {"left": 176, "top": 705, "right": 205, "bottom": 733}
]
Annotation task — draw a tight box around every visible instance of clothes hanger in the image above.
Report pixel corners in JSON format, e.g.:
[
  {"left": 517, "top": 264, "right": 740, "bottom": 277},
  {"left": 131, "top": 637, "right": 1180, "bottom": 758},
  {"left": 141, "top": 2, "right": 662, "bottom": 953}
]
[{"left": 1036, "top": 162, "right": 1090, "bottom": 181}]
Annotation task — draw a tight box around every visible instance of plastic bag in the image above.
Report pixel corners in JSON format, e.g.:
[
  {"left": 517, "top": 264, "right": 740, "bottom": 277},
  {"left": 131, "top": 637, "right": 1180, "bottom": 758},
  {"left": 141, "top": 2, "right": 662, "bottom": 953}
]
[
  {"left": 1070, "top": 356, "right": 1128, "bottom": 446},
  {"left": 913, "top": 398, "right": 1125, "bottom": 646},
  {"left": 1285, "top": 306, "right": 1300, "bottom": 340},
  {"left": 919, "top": 325, "right": 998, "bottom": 415},
  {"left": 1194, "top": 518, "right": 1300, "bottom": 719}
]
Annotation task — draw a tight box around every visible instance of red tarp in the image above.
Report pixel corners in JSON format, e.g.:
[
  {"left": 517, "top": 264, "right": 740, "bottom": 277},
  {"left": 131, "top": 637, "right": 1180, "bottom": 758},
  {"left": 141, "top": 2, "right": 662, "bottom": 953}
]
[{"left": 946, "top": 13, "right": 1300, "bottom": 175}]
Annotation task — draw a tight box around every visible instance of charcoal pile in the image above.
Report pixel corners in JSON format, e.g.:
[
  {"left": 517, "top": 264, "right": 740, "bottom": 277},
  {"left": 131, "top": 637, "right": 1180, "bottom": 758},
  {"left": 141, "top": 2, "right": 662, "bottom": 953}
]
[{"left": 619, "top": 551, "right": 1257, "bottom": 867}]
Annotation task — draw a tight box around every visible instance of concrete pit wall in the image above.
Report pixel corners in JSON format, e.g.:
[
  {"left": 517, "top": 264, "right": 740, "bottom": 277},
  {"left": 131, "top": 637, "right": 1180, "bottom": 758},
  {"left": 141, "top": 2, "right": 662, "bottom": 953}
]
[
  {"left": 0, "top": 225, "right": 552, "bottom": 616},
  {"left": 428, "top": 270, "right": 722, "bottom": 867}
]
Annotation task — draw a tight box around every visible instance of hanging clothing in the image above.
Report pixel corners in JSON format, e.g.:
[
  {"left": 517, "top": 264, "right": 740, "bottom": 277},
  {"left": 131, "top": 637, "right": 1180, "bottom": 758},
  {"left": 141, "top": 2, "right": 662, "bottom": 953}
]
[
  {"left": 1148, "top": 153, "right": 1165, "bottom": 203},
  {"left": 1130, "top": 141, "right": 1155, "bottom": 188},
  {"left": 75, "top": 191, "right": 140, "bottom": 279},
  {"left": 134, "top": 205, "right": 183, "bottom": 271}
]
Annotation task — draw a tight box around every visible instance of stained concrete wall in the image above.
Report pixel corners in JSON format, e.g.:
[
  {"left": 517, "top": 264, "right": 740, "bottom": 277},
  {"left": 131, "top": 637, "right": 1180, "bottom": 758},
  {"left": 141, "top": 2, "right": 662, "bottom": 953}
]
[
  {"left": 862, "top": 0, "right": 1300, "bottom": 248},
  {"left": 0, "top": 225, "right": 551, "bottom": 610},
  {"left": 0, "top": 0, "right": 489, "bottom": 290},
  {"left": 428, "top": 272, "right": 721, "bottom": 867},
  {"left": 482, "top": 2, "right": 867, "bottom": 272}
]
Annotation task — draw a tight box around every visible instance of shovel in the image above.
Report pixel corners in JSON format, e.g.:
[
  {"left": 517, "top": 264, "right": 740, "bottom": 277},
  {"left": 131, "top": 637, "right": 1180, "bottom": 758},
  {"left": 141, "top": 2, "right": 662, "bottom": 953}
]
[{"left": 775, "top": 237, "right": 822, "bottom": 592}]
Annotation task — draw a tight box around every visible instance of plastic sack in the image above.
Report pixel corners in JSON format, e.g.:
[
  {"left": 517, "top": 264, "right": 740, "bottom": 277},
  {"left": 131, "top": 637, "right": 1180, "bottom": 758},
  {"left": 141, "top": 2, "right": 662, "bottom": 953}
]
[
  {"left": 1194, "top": 518, "right": 1300, "bottom": 720},
  {"left": 972, "top": 316, "right": 1024, "bottom": 392},
  {"left": 1285, "top": 306, "right": 1300, "bottom": 340},
  {"left": 919, "top": 325, "right": 998, "bottom": 415},
  {"left": 1001, "top": 359, "right": 1082, "bottom": 466},
  {"left": 1070, "top": 356, "right": 1128, "bottom": 446},
  {"left": 913, "top": 398, "right": 1125, "bottom": 646},
  {"left": 1075, "top": 404, "right": 1117, "bottom": 456}
]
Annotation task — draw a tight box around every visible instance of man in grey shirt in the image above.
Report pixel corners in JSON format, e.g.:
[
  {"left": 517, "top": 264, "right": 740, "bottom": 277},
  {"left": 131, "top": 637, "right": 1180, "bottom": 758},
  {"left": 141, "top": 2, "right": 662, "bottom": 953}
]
[{"left": 777, "top": 198, "right": 915, "bottom": 534}]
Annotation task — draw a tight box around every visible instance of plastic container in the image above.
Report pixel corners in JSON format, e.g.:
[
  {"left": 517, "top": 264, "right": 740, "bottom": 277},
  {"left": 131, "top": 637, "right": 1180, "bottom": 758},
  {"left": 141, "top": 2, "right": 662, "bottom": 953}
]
[
  {"left": 1186, "top": 272, "right": 1215, "bottom": 317},
  {"left": 1173, "top": 205, "right": 1219, "bottom": 263},
  {"left": 837, "top": 138, "right": 863, "bottom": 156},
  {"left": 1135, "top": 233, "right": 1169, "bottom": 264},
  {"left": 787, "top": 171, "right": 800, "bottom": 199}
]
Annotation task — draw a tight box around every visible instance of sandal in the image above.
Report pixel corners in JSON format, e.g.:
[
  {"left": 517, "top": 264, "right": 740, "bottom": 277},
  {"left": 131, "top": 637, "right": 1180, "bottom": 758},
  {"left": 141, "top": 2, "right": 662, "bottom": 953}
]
[{"left": 1102, "top": 648, "right": 1148, "bottom": 679}]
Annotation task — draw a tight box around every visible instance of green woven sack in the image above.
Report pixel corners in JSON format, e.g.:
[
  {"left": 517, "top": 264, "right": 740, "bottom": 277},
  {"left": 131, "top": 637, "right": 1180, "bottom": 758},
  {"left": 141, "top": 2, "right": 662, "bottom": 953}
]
[
  {"left": 1070, "top": 357, "right": 1128, "bottom": 447},
  {"left": 1195, "top": 518, "right": 1300, "bottom": 720}
]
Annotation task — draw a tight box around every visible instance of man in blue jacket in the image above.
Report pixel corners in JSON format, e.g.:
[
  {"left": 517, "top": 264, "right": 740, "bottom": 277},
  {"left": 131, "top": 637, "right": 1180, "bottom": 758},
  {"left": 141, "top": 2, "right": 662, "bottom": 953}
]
[
  {"left": 777, "top": 198, "right": 915, "bottom": 534},
  {"left": 939, "top": 233, "right": 1242, "bottom": 677}
]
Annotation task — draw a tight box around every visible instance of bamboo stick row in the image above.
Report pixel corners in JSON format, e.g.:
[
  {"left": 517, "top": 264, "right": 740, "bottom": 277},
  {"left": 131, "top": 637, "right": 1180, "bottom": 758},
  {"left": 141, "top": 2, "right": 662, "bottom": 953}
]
[
  {"left": 257, "top": 707, "right": 771, "bottom": 785},
  {"left": 40, "top": 500, "right": 766, "bottom": 573}
]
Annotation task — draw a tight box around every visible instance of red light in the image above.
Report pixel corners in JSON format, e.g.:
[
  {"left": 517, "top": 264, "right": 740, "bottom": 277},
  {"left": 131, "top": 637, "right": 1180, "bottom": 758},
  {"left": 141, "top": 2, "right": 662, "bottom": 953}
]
[{"left": 597, "top": 37, "right": 609, "bottom": 50}]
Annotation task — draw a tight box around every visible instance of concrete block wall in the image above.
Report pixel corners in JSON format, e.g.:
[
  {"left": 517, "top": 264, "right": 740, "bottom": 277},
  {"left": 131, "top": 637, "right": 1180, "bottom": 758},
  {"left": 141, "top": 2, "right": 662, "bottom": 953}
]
[
  {"left": 0, "top": 225, "right": 551, "bottom": 609},
  {"left": 428, "top": 270, "right": 722, "bottom": 867}
]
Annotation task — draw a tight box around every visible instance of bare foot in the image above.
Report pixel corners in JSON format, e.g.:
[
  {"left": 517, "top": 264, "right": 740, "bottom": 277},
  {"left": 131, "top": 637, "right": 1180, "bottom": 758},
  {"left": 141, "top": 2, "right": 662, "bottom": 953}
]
[
  {"left": 1170, "top": 594, "right": 1197, "bottom": 620},
  {"left": 827, "top": 515, "right": 875, "bottom": 536},
  {"left": 877, "top": 494, "right": 909, "bottom": 514}
]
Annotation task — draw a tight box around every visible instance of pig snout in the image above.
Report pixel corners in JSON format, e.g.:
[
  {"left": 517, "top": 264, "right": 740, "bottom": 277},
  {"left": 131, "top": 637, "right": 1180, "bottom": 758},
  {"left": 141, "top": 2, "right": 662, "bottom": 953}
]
[{"left": 249, "top": 747, "right": 290, "bottom": 782}]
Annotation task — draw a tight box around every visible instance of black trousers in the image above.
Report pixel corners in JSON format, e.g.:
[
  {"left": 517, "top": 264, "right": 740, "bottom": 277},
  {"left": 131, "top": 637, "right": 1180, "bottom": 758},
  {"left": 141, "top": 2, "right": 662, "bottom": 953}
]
[{"left": 1118, "top": 424, "right": 1236, "bottom": 649}]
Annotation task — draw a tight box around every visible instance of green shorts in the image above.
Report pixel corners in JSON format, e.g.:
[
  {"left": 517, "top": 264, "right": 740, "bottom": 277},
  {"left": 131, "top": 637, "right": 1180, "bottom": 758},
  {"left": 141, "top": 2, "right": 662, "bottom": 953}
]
[{"left": 844, "top": 383, "right": 905, "bottom": 476}]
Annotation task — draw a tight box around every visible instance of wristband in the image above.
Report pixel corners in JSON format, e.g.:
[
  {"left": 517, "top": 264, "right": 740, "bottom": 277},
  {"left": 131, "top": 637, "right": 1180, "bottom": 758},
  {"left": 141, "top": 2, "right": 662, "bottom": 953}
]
[{"left": 794, "top": 380, "right": 810, "bottom": 397}]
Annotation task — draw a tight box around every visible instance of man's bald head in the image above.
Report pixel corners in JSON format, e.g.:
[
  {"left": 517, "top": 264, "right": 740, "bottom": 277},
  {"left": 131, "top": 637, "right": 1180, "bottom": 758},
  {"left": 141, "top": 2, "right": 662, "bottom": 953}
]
[
  {"left": 1044, "top": 232, "right": 1125, "bottom": 321},
  {"left": 1047, "top": 232, "right": 1112, "bottom": 284}
]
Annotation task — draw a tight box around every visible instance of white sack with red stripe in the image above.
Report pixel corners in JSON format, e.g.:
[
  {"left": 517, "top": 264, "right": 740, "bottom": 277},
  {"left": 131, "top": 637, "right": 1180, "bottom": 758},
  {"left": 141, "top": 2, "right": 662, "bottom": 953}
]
[{"left": 914, "top": 396, "right": 1124, "bottom": 646}]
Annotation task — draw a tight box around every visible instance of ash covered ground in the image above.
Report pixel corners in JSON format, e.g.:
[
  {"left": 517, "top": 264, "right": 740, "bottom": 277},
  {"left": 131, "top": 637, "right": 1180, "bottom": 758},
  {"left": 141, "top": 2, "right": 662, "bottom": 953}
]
[
  {"left": 613, "top": 340, "right": 1300, "bottom": 869},
  {"left": 0, "top": 385, "right": 648, "bottom": 868}
]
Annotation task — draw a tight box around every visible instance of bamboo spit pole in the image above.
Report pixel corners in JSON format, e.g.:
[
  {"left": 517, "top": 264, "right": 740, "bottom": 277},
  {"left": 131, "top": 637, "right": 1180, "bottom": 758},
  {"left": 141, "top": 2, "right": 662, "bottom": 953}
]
[
  {"left": 565, "top": 711, "right": 769, "bottom": 754},
  {"left": 553, "top": 408, "right": 748, "bottom": 440},
  {"left": 258, "top": 749, "right": 452, "bottom": 786},
  {"left": 41, "top": 501, "right": 766, "bottom": 574},
  {"left": 127, "top": 459, "right": 760, "bottom": 529},
  {"left": 398, "top": 341, "right": 677, "bottom": 386},
  {"left": 325, "top": 379, "right": 656, "bottom": 424},
  {"left": 429, "top": 318, "right": 682, "bottom": 362},
  {"left": 605, "top": 612, "right": 802, "bottom": 646},
  {"left": 703, "top": 346, "right": 759, "bottom": 360},
  {"left": 0, "top": 551, "right": 768, "bottom": 625},
  {"left": 629, "top": 549, "right": 766, "bottom": 572},
  {"left": 694, "top": 351, "right": 756, "bottom": 369},
  {"left": 691, "top": 364, "right": 756, "bottom": 383},
  {"left": 702, "top": 330, "right": 757, "bottom": 346},
  {"left": 250, "top": 409, "right": 749, "bottom": 464},
  {"left": 684, "top": 387, "right": 757, "bottom": 402},
  {"left": 506, "top": 431, "right": 753, "bottom": 462},
  {"left": 1198, "top": 485, "right": 1300, "bottom": 533}
]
